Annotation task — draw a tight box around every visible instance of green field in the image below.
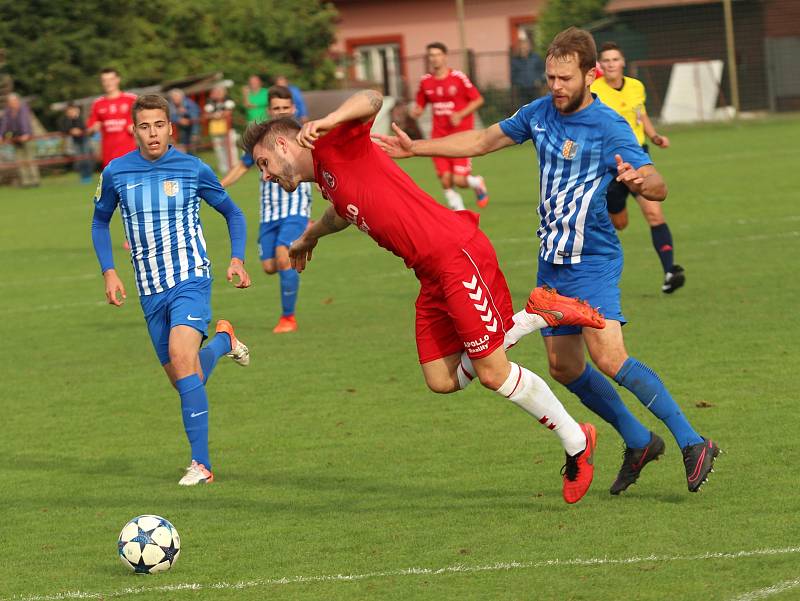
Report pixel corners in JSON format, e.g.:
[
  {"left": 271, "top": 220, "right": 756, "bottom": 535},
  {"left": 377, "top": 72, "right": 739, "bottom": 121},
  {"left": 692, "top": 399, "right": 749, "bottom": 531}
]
[{"left": 1, "top": 116, "right": 799, "bottom": 601}]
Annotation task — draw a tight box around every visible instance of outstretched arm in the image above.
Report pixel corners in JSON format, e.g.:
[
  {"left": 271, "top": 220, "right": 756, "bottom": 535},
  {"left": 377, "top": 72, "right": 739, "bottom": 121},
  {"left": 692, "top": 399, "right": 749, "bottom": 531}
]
[
  {"left": 91, "top": 207, "right": 127, "bottom": 306},
  {"left": 450, "top": 95, "right": 484, "bottom": 127},
  {"left": 614, "top": 155, "right": 667, "bottom": 201},
  {"left": 373, "top": 122, "right": 515, "bottom": 159},
  {"left": 289, "top": 205, "right": 350, "bottom": 273},
  {"left": 640, "top": 113, "right": 669, "bottom": 148},
  {"left": 296, "top": 89, "right": 383, "bottom": 149},
  {"left": 211, "top": 197, "right": 251, "bottom": 288},
  {"left": 220, "top": 162, "right": 249, "bottom": 188}
]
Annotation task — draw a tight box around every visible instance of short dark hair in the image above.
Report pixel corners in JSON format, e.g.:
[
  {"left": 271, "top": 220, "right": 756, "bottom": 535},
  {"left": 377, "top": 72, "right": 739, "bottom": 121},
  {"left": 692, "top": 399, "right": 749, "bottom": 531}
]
[
  {"left": 426, "top": 42, "right": 448, "bottom": 54},
  {"left": 546, "top": 27, "right": 597, "bottom": 74},
  {"left": 599, "top": 41, "right": 623, "bottom": 58},
  {"left": 132, "top": 94, "right": 170, "bottom": 124},
  {"left": 100, "top": 67, "right": 119, "bottom": 76},
  {"left": 268, "top": 85, "right": 293, "bottom": 102},
  {"left": 242, "top": 117, "right": 302, "bottom": 155}
]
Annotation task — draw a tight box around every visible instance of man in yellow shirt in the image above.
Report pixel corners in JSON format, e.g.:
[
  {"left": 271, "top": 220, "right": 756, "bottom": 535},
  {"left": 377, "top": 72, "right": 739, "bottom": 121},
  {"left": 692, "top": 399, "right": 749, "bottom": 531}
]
[{"left": 592, "top": 42, "right": 684, "bottom": 294}]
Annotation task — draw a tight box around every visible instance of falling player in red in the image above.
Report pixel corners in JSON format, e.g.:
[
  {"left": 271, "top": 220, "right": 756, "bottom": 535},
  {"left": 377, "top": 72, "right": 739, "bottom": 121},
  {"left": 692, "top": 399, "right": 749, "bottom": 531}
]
[
  {"left": 86, "top": 67, "right": 137, "bottom": 167},
  {"left": 243, "top": 90, "right": 605, "bottom": 503},
  {"left": 411, "top": 42, "right": 489, "bottom": 211}
]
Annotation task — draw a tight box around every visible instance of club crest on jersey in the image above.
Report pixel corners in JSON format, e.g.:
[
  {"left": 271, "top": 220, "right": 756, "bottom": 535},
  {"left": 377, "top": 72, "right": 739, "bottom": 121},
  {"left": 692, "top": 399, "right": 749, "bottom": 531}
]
[
  {"left": 163, "top": 180, "right": 180, "bottom": 196},
  {"left": 322, "top": 169, "right": 336, "bottom": 190},
  {"left": 562, "top": 139, "right": 579, "bottom": 160}
]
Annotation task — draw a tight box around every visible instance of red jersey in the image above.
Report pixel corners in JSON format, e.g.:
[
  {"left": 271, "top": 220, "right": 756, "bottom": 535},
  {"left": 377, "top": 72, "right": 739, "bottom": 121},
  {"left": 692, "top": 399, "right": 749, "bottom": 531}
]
[
  {"left": 86, "top": 91, "right": 137, "bottom": 166},
  {"left": 415, "top": 69, "right": 481, "bottom": 137},
  {"left": 312, "top": 119, "right": 479, "bottom": 277}
]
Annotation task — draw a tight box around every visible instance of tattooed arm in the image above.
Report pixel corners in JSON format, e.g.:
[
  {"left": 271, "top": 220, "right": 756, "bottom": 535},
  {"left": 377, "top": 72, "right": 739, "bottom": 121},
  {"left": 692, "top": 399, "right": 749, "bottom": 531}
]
[
  {"left": 288, "top": 205, "right": 350, "bottom": 273},
  {"left": 296, "top": 90, "right": 383, "bottom": 149}
]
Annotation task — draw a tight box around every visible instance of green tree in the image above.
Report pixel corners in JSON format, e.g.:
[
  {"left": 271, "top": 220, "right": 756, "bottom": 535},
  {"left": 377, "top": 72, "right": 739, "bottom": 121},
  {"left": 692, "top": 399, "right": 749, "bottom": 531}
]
[
  {"left": 536, "top": 0, "right": 609, "bottom": 53},
  {"left": 0, "top": 0, "right": 337, "bottom": 122}
]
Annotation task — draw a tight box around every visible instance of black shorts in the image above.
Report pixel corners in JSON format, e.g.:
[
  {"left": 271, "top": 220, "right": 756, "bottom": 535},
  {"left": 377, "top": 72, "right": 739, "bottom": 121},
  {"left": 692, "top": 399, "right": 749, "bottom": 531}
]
[{"left": 606, "top": 144, "right": 650, "bottom": 214}]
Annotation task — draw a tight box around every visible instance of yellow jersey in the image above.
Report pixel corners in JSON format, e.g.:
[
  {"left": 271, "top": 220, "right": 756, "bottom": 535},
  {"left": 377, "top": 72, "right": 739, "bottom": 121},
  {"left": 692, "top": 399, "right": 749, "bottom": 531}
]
[{"left": 591, "top": 76, "right": 647, "bottom": 145}]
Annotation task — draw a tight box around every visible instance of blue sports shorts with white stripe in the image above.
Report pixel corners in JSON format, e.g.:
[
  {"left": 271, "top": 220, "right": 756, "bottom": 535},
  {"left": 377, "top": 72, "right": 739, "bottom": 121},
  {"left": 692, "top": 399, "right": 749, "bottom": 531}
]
[
  {"left": 536, "top": 256, "right": 626, "bottom": 337},
  {"left": 140, "top": 276, "right": 212, "bottom": 364},
  {"left": 257, "top": 215, "right": 309, "bottom": 261}
]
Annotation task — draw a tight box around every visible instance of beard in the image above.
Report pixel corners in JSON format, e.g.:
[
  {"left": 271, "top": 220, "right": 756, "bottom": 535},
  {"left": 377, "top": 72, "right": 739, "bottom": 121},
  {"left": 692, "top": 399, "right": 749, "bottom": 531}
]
[
  {"left": 552, "top": 88, "right": 588, "bottom": 114},
  {"left": 274, "top": 161, "right": 299, "bottom": 192}
]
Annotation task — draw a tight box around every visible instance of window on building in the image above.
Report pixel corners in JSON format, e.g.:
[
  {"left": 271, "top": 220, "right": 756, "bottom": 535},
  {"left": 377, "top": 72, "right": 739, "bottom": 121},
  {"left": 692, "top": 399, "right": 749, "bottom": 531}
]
[{"left": 353, "top": 43, "right": 403, "bottom": 97}]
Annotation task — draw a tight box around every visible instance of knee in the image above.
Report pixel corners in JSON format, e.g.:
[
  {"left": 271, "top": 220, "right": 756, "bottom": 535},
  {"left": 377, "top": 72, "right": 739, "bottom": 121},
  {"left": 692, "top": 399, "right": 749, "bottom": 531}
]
[
  {"left": 611, "top": 213, "right": 628, "bottom": 230},
  {"left": 548, "top": 363, "right": 583, "bottom": 385},
  {"left": 440, "top": 173, "right": 453, "bottom": 188},
  {"left": 275, "top": 257, "right": 292, "bottom": 271},
  {"left": 168, "top": 349, "right": 196, "bottom": 375},
  {"left": 591, "top": 355, "right": 627, "bottom": 380},
  {"left": 452, "top": 175, "right": 467, "bottom": 188},
  {"left": 475, "top": 366, "right": 509, "bottom": 392},
  {"left": 262, "top": 261, "right": 277, "bottom": 275},
  {"left": 425, "top": 376, "right": 459, "bottom": 395}
]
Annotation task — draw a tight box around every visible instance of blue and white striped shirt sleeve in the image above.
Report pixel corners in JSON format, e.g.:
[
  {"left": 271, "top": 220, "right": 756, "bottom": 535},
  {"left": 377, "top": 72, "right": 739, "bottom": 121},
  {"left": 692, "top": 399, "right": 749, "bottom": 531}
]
[
  {"left": 196, "top": 161, "right": 230, "bottom": 208},
  {"left": 498, "top": 104, "right": 534, "bottom": 144},
  {"left": 603, "top": 117, "right": 652, "bottom": 171}
]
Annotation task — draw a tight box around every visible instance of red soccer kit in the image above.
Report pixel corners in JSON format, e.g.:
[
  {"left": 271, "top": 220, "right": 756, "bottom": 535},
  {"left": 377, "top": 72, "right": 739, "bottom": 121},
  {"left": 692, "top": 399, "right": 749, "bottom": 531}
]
[
  {"left": 415, "top": 69, "right": 481, "bottom": 176},
  {"left": 312, "top": 119, "right": 513, "bottom": 363},
  {"left": 86, "top": 92, "right": 137, "bottom": 167}
]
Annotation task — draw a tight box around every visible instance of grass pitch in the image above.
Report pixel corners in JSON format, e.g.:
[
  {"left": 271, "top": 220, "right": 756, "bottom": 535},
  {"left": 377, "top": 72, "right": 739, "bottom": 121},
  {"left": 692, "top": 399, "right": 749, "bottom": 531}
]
[{"left": 1, "top": 115, "right": 799, "bottom": 600}]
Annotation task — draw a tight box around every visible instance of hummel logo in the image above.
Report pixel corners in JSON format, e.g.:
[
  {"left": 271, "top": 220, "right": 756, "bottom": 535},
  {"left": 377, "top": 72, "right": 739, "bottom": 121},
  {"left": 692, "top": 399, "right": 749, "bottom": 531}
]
[
  {"left": 190, "top": 411, "right": 208, "bottom": 418},
  {"left": 187, "top": 315, "right": 203, "bottom": 321},
  {"left": 126, "top": 183, "right": 143, "bottom": 189},
  {"left": 534, "top": 124, "right": 546, "bottom": 132}
]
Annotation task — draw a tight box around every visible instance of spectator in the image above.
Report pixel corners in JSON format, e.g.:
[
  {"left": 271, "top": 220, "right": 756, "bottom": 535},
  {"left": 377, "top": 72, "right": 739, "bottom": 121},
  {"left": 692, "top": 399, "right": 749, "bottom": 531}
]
[
  {"left": 167, "top": 88, "right": 200, "bottom": 154},
  {"left": 274, "top": 75, "right": 308, "bottom": 122},
  {"left": 0, "top": 93, "right": 40, "bottom": 187},
  {"left": 242, "top": 75, "right": 268, "bottom": 122},
  {"left": 58, "top": 103, "right": 94, "bottom": 183},
  {"left": 204, "top": 85, "right": 236, "bottom": 175},
  {"left": 510, "top": 37, "right": 545, "bottom": 106}
]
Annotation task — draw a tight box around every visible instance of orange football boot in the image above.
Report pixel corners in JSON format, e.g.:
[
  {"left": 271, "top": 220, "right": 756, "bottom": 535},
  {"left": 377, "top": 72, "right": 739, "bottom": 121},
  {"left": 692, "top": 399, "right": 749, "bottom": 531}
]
[
  {"left": 562, "top": 423, "right": 597, "bottom": 504},
  {"left": 525, "top": 286, "right": 605, "bottom": 329}
]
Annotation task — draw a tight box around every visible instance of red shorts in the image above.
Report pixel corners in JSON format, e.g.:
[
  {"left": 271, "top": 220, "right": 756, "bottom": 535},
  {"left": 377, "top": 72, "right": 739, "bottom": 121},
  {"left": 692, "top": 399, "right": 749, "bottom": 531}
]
[
  {"left": 415, "top": 230, "right": 514, "bottom": 364},
  {"left": 432, "top": 156, "right": 472, "bottom": 177}
]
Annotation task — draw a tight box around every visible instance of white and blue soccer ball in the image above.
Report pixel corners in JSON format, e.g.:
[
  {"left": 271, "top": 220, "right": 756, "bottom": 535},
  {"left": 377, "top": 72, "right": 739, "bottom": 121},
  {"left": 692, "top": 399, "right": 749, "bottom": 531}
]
[{"left": 118, "top": 515, "right": 181, "bottom": 574}]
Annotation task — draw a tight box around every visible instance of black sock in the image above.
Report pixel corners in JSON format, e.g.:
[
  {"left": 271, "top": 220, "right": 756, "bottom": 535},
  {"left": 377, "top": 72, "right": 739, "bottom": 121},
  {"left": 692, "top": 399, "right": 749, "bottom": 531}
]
[{"left": 650, "top": 223, "right": 674, "bottom": 273}]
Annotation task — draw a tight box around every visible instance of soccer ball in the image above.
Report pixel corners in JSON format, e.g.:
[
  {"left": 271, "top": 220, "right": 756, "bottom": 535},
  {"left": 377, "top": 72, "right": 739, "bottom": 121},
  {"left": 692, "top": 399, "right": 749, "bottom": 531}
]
[{"left": 117, "top": 515, "right": 181, "bottom": 574}]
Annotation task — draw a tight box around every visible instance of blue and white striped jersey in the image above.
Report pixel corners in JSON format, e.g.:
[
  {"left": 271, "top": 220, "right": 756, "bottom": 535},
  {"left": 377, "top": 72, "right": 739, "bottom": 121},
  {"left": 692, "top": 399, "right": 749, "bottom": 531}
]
[
  {"left": 94, "top": 147, "right": 229, "bottom": 295},
  {"left": 242, "top": 152, "right": 312, "bottom": 223},
  {"left": 499, "top": 95, "right": 651, "bottom": 264}
]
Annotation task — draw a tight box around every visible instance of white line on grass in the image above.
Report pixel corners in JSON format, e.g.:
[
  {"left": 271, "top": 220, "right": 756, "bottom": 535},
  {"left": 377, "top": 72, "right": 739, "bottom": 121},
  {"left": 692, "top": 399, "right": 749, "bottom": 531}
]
[
  {"left": 728, "top": 578, "right": 800, "bottom": 601},
  {"left": 4, "top": 546, "right": 799, "bottom": 601}
]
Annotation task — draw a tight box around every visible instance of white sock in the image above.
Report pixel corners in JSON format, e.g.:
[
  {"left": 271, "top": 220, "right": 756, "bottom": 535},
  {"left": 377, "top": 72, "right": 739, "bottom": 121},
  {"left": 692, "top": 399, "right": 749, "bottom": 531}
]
[
  {"left": 466, "top": 175, "right": 482, "bottom": 189},
  {"left": 503, "top": 309, "right": 548, "bottom": 350},
  {"left": 456, "top": 352, "right": 476, "bottom": 389},
  {"left": 495, "top": 363, "right": 586, "bottom": 455},
  {"left": 444, "top": 188, "right": 465, "bottom": 211}
]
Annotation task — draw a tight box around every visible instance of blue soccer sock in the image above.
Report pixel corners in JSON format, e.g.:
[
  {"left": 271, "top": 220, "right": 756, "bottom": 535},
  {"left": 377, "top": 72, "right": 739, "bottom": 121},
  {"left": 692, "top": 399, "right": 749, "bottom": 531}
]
[
  {"left": 279, "top": 269, "right": 300, "bottom": 317},
  {"left": 176, "top": 374, "right": 211, "bottom": 469},
  {"left": 614, "top": 357, "right": 703, "bottom": 448},
  {"left": 199, "top": 332, "right": 231, "bottom": 384},
  {"left": 650, "top": 223, "right": 674, "bottom": 274},
  {"left": 566, "top": 364, "right": 651, "bottom": 448}
]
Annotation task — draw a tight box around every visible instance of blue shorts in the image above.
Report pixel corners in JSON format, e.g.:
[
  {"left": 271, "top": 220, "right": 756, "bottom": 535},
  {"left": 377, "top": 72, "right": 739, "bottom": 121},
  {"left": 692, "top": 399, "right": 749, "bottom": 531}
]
[
  {"left": 536, "top": 256, "right": 626, "bottom": 337},
  {"left": 139, "top": 276, "right": 212, "bottom": 365},
  {"left": 258, "top": 216, "right": 309, "bottom": 261}
]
